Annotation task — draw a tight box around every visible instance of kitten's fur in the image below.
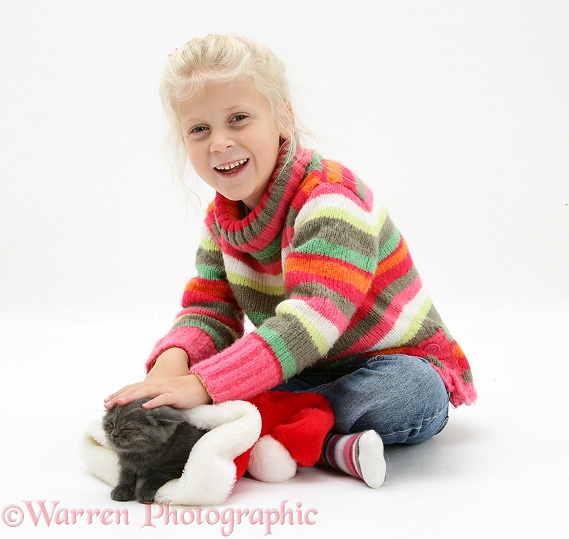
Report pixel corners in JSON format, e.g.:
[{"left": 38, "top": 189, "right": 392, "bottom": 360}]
[{"left": 103, "top": 399, "right": 205, "bottom": 503}]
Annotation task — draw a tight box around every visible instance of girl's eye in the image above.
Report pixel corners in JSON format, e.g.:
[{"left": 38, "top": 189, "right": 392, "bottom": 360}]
[
  {"left": 231, "top": 114, "right": 248, "bottom": 123},
  {"left": 189, "top": 125, "right": 208, "bottom": 135}
]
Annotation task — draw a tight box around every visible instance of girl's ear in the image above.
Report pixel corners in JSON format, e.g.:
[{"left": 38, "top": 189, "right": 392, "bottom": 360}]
[
  {"left": 278, "top": 101, "right": 296, "bottom": 140},
  {"left": 285, "top": 101, "right": 295, "bottom": 123}
]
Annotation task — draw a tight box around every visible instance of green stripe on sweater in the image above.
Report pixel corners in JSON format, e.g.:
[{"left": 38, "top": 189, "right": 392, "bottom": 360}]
[
  {"left": 247, "top": 311, "right": 272, "bottom": 326},
  {"left": 294, "top": 238, "right": 376, "bottom": 272},
  {"left": 251, "top": 236, "right": 282, "bottom": 261},
  {"left": 256, "top": 326, "right": 297, "bottom": 379},
  {"left": 378, "top": 228, "right": 401, "bottom": 261},
  {"left": 196, "top": 264, "right": 226, "bottom": 280},
  {"left": 171, "top": 318, "right": 228, "bottom": 351}
]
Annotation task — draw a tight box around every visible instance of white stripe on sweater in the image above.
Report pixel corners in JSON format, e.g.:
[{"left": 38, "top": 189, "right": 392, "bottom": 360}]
[
  {"left": 370, "top": 285, "right": 432, "bottom": 350},
  {"left": 275, "top": 299, "right": 341, "bottom": 355},
  {"left": 294, "top": 192, "right": 385, "bottom": 234}
]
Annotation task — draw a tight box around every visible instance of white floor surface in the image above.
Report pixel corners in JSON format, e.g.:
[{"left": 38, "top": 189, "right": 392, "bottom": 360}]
[{"left": 1, "top": 305, "right": 567, "bottom": 538}]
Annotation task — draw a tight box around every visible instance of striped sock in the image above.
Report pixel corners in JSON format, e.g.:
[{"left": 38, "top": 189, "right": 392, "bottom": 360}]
[{"left": 318, "top": 430, "right": 386, "bottom": 488}]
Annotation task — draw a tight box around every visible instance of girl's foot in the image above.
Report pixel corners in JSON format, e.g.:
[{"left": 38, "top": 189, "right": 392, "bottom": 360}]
[{"left": 318, "top": 430, "right": 386, "bottom": 488}]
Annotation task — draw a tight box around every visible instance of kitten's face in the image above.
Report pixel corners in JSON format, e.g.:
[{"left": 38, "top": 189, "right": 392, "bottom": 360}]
[{"left": 103, "top": 399, "right": 184, "bottom": 453}]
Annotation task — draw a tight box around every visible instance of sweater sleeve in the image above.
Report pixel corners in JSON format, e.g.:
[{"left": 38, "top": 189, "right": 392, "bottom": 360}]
[
  {"left": 190, "top": 182, "right": 383, "bottom": 402},
  {"left": 146, "top": 223, "right": 245, "bottom": 372}
]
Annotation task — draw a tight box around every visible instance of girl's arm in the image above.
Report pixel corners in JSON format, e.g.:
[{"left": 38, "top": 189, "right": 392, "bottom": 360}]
[
  {"left": 145, "top": 221, "right": 245, "bottom": 371},
  {"left": 105, "top": 222, "right": 240, "bottom": 410},
  {"left": 145, "top": 347, "right": 190, "bottom": 379}
]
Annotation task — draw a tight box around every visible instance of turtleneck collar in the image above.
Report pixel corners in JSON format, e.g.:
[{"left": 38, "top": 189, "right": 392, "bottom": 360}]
[{"left": 212, "top": 143, "right": 314, "bottom": 253}]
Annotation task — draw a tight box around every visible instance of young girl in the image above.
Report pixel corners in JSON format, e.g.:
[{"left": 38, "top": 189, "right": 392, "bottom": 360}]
[{"left": 105, "top": 34, "right": 476, "bottom": 488}]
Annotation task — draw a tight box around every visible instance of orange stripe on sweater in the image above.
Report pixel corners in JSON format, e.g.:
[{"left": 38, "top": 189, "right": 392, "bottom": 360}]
[
  {"left": 184, "top": 279, "right": 234, "bottom": 300},
  {"left": 286, "top": 255, "right": 372, "bottom": 295},
  {"left": 321, "top": 160, "right": 345, "bottom": 184},
  {"left": 376, "top": 237, "right": 409, "bottom": 275},
  {"left": 300, "top": 172, "right": 322, "bottom": 196}
]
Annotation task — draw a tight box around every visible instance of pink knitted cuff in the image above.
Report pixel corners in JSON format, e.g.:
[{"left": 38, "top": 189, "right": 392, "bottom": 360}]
[
  {"left": 190, "top": 332, "right": 284, "bottom": 403},
  {"left": 146, "top": 326, "right": 219, "bottom": 373}
]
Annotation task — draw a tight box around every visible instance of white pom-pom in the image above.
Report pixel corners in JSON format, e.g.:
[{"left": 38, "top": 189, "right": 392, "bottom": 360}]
[{"left": 247, "top": 434, "right": 297, "bottom": 483}]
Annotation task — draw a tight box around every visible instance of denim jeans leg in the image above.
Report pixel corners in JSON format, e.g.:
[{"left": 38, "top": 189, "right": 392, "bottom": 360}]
[{"left": 275, "top": 355, "right": 449, "bottom": 445}]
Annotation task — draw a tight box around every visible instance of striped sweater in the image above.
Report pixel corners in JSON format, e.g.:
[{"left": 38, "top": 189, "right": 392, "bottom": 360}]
[{"left": 147, "top": 145, "right": 476, "bottom": 407}]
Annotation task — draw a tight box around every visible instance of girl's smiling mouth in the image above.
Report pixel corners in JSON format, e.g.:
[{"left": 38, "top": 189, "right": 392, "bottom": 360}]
[{"left": 214, "top": 158, "right": 249, "bottom": 174}]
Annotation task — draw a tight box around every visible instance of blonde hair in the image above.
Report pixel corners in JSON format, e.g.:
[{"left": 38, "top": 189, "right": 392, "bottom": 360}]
[{"left": 159, "top": 34, "right": 299, "bottom": 182}]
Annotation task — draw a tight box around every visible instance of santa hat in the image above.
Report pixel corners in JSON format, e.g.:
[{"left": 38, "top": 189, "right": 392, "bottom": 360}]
[{"left": 81, "top": 391, "right": 334, "bottom": 506}]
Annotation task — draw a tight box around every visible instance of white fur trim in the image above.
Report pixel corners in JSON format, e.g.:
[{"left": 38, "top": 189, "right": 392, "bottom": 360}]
[
  {"left": 247, "top": 434, "right": 297, "bottom": 483},
  {"left": 358, "top": 430, "right": 386, "bottom": 488},
  {"left": 80, "top": 420, "right": 120, "bottom": 487},
  {"left": 80, "top": 401, "right": 261, "bottom": 506}
]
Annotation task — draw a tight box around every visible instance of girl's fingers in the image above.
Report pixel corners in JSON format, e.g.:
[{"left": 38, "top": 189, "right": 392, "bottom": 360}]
[
  {"left": 140, "top": 393, "right": 175, "bottom": 410},
  {"left": 104, "top": 384, "right": 138, "bottom": 402},
  {"left": 104, "top": 383, "right": 146, "bottom": 409},
  {"left": 103, "top": 375, "right": 203, "bottom": 410}
]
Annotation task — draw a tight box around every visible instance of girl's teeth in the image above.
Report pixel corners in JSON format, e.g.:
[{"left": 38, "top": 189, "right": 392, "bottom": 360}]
[{"left": 216, "top": 159, "right": 248, "bottom": 171}]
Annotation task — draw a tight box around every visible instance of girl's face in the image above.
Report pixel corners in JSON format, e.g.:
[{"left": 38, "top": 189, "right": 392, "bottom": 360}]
[{"left": 177, "top": 79, "right": 283, "bottom": 210}]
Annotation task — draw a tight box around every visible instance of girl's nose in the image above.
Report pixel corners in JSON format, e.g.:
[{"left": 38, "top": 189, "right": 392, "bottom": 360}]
[{"left": 210, "top": 132, "right": 235, "bottom": 153}]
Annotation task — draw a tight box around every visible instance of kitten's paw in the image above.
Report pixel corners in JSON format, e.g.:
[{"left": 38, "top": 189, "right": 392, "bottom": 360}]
[
  {"left": 111, "top": 485, "right": 135, "bottom": 502},
  {"left": 136, "top": 487, "right": 157, "bottom": 504}
]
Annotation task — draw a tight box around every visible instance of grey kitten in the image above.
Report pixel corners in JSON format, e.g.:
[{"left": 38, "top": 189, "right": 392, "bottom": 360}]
[{"left": 103, "top": 398, "right": 205, "bottom": 503}]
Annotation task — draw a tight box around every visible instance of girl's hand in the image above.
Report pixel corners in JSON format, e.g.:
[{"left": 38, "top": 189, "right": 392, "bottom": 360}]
[
  {"left": 104, "top": 373, "right": 212, "bottom": 410},
  {"left": 104, "top": 347, "right": 212, "bottom": 409}
]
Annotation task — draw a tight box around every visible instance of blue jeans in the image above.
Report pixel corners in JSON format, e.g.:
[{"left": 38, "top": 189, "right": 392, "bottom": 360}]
[{"left": 273, "top": 354, "right": 449, "bottom": 445}]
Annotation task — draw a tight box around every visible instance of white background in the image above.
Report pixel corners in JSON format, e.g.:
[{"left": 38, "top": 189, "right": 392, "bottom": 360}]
[{"left": 1, "top": 1, "right": 568, "bottom": 538}]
